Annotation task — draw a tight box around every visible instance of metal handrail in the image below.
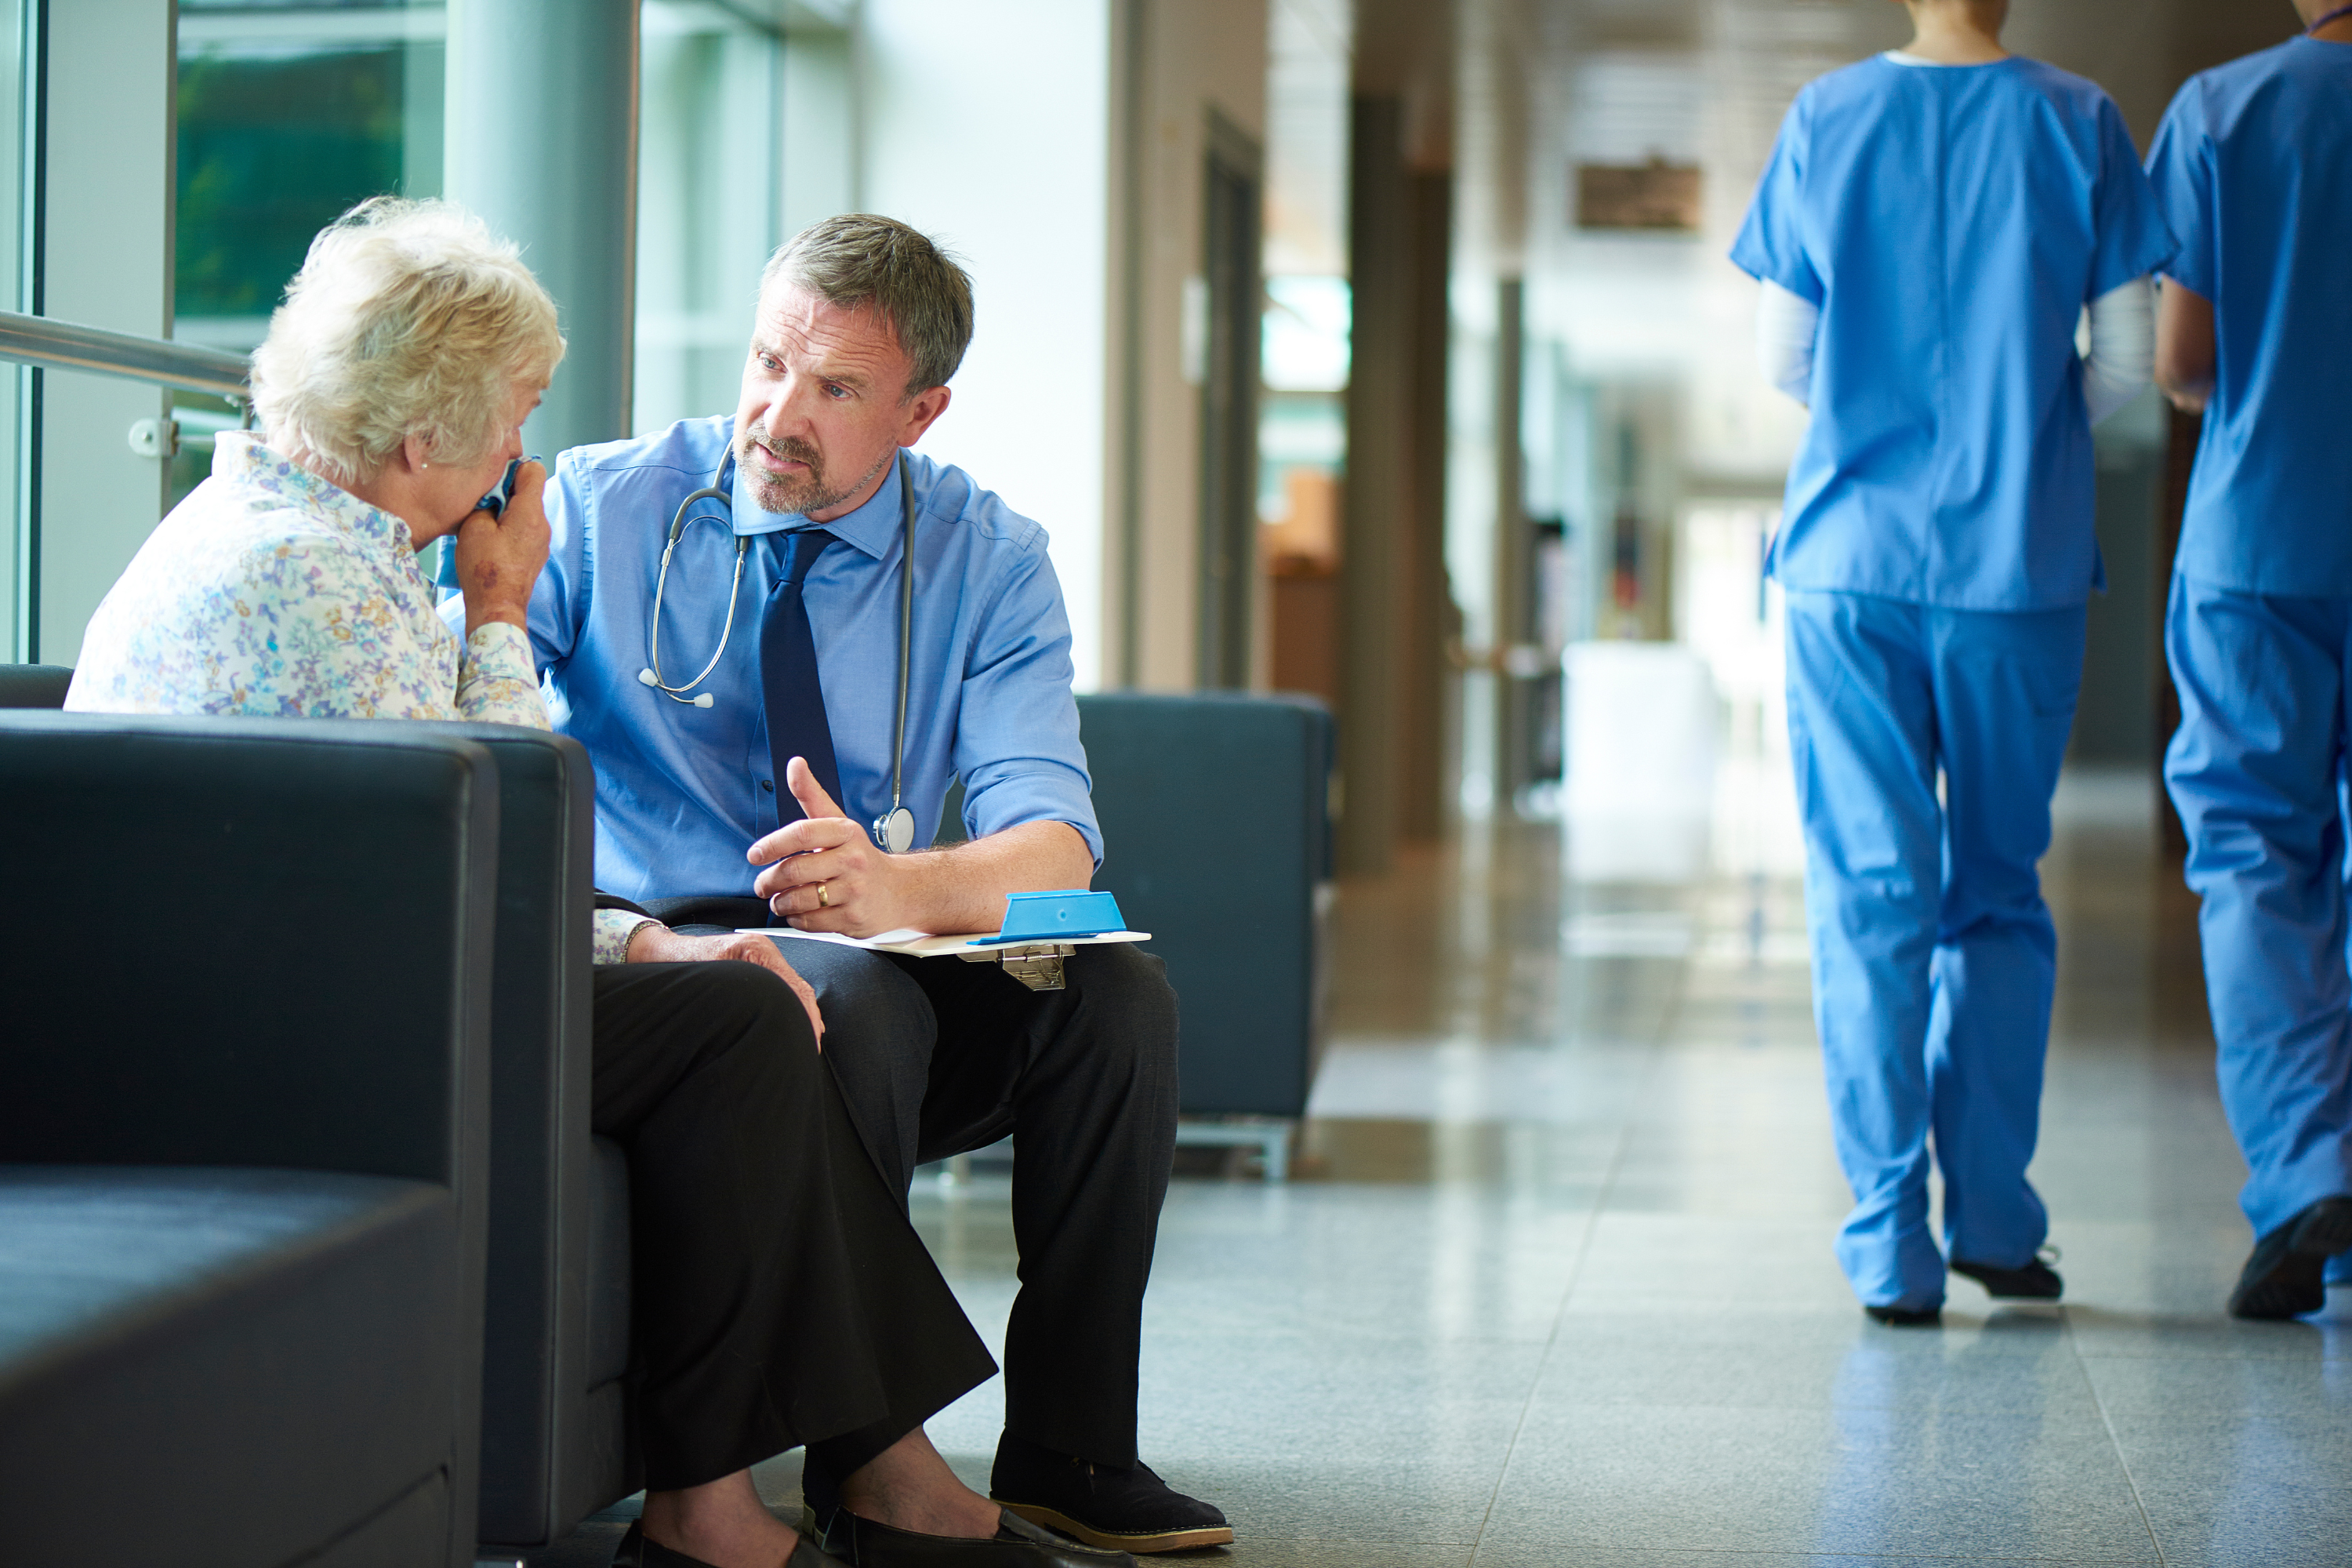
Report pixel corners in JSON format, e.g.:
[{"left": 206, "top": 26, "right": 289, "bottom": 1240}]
[{"left": 0, "top": 308, "right": 249, "bottom": 399}]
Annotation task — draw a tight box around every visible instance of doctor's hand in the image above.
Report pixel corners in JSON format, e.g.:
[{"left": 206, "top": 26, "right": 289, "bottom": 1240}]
[
  {"left": 624, "top": 922, "right": 826, "bottom": 1048},
  {"left": 748, "top": 757, "right": 920, "bottom": 938},
  {"left": 456, "top": 458, "right": 550, "bottom": 637}
]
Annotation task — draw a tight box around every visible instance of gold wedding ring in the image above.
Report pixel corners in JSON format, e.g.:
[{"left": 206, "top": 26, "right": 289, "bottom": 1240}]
[{"left": 817, "top": 882, "right": 830, "bottom": 909}]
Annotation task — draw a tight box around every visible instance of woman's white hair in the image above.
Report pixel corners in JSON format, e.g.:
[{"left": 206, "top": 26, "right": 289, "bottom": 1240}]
[{"left": 250, "top": 197, "right": 564, "bottom": 485}]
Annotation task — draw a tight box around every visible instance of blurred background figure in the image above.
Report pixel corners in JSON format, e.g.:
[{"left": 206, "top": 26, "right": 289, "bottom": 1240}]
[
  {"left": 1729, "top": 0, "right": 2172, "bottom": 1323},
  {"left": 2151, "top": 0, "right": 2352, "bottom": 1323}
]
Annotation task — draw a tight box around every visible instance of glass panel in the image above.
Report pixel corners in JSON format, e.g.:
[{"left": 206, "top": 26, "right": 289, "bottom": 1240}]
[
  {"left": 779, "top": 12, "right": 852, "bottom": 241},
  {"left": 2, "top": 0, "right": 27, "bottom": 658},
  {"left": 633, "top": 2, "right": 857, "bottom": 438},
  {"left": 171, "top": 0, "right": 445, "bottom": 504},
  {"left": 632, "top": 1, "right": 782, "bottom": 437}
]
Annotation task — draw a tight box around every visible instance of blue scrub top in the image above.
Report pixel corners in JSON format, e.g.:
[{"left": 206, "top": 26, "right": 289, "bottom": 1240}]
[
  {"left": 479, "top": 416, "right": 1100, "bottom": 904},
  {"left": 2147, "top": 38, "right": 2352, "bottom": 597},
  {"left": 1730, "top": 56, "right": 2176, "bottom": 611}
]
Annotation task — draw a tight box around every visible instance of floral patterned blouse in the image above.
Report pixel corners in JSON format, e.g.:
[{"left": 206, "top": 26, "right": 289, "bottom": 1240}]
[{"left": 67, "top": 432, "right": 653, "bottom": 963}]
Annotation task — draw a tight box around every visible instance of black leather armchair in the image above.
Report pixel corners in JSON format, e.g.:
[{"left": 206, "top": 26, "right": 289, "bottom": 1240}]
[
  {"left": 0, "top": 713, "right": 498, "bottom": 1568},
  {"left": 1076, "top": 691, "right": 1334, "bottom": 1116},
  {"left": 407, "top": 723, "right": 637, "bottom": 1555},
  {"left": 0, "top": 662, "right": 73, "bottom": 709},
  {"left": 0, "top": 670, "right": 636, "bottom": 1555}
]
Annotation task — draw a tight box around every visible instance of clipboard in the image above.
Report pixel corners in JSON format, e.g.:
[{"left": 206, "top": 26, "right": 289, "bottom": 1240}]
[
  {"left": 750, "top": 927, "right": 1151, "bottom": 959},
  {"left": 743, "top": 890, "right": 1145, "bottom": 990}
]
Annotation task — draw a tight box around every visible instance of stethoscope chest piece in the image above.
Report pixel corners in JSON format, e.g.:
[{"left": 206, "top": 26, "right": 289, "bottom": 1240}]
[{"left": 872, "top": 804, "right": 916, "bottom": 855}]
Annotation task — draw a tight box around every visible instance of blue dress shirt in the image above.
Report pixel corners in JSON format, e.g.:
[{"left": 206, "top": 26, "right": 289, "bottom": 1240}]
[
  {"left": 1730, "top": 56, "right": 2176, "bottom": 611},
  {"left": 485, "top": 416, "right": 1100, "bottom": 904},
  {"left": 2146, "top": 38, "right": 2352, "bottom": 597}
]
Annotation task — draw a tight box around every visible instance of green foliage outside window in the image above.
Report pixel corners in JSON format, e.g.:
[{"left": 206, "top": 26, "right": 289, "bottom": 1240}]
[{"left": 176, "top": 46, "right": 408, "bottom": 321}]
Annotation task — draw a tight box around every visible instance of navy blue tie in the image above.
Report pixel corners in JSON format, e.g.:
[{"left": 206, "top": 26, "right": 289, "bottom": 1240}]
[{"left": 760, "top": 528, "right": 844, "bottom": 825}]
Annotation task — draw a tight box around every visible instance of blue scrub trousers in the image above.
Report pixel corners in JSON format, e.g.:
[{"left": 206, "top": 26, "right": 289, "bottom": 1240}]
[
  {"left": 2162, "top": 575, "right": 2352, "bottom": 1272},
  {"left": 1784, "top": 590, "right": 2085, "bottom": 1310}
]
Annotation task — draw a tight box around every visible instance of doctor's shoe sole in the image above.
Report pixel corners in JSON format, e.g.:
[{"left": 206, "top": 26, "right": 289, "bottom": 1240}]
[
  {"left": 996, "top": 1504, "right": 1232, "bottom": 1555},
  {"left": 2230, "top": 1196, "right": 2352, "bottom": 1321},
  {"left": 1864, "top": 1303, "right": 1942, "bottom": 1327},
  {"left": 1951, "top": 1255, "right": 2063, "bottom": 1300}
]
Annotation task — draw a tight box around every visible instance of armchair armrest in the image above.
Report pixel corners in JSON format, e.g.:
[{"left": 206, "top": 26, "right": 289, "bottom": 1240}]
[
  {"left": 405, "top": 721, "right": 620, "bottom": 1544},
  {"left": 0, "top": 713, "right": 496, "bottom": 1186}
]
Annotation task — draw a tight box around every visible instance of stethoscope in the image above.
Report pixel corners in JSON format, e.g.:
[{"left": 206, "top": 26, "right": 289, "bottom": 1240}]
[{"left": 637, "top": 448, "right": 920, "bottom": 855}]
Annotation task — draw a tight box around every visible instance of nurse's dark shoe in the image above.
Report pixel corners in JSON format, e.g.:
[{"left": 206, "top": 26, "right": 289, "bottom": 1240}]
[
  {"left": 1951, "top": 1247, "right": 2063, "bottom": 1301},
  {"left": 1864, "top": 1301, "right": 1942, "bottom": 1327},
  {"left": 2230, "top": 1196, "right": 2352, "bottom": 1320},
  {"left": 991, "top": 1433, "right": 1232, "bottom": 1554}
]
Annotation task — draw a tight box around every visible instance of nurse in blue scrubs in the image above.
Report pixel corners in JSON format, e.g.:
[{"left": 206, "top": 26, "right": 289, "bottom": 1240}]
[
  {"left": 1732, "top": 0, "right": 2173, "bottom": 1323},
  {"left": 2149, "top": 0, "right": 2352, "bottom": 1321}
]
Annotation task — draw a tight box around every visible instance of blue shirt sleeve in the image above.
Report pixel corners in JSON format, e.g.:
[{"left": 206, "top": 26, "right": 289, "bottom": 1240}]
[
  {"left": 1730, "top": 91, "right": 1823, "bottom": 304},
  {"left": 952, "top": 538, "right": 1103, "bottom": 867},
  {"left": 2143, "top": 81, "right": 2216, "bottom": 299},
  {"left": 437, "top": 451, "right": 592, "bottom": 671},
  {"left": 526, "top": 448, "right": 596, "bottom": 675},
  {"left": 2089, "top": 94, "right": 2178, "bottom": 298}
]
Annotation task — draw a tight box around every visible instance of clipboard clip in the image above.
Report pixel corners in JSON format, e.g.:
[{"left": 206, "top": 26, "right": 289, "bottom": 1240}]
[{"left": 959, "top": 940, "right": 1079, "bottom": 990}]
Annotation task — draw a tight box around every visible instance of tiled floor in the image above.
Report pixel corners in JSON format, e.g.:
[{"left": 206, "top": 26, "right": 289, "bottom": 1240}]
[{"left": 533, "top": 767, "right": 2352, "bottom": 1566}]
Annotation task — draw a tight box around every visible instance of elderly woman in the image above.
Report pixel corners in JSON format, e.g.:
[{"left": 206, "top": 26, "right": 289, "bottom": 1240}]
[{"left": 67, "top": 200, "right": 1116, "bottom": 1568}]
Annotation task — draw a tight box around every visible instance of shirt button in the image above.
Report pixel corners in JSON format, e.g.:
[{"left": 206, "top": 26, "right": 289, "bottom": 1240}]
[{"left": 760, "top": 779, "right": 775, "bottom": 793}]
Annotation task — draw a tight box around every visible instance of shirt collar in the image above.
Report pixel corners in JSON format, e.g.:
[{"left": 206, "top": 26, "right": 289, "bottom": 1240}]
[
  {"left": 214, "top": 430, "right": 415, "bottom": 555},
  {"left": 727, "top": 435, "right": 909, "bottom": 562}
]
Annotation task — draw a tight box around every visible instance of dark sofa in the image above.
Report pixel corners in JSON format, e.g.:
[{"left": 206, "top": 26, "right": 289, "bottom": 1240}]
[{"left": 0, "top": 713, "right": 499, "bottom": 1568}]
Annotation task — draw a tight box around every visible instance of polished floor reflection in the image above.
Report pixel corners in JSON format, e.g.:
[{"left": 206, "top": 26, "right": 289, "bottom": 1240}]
[
  {"left": 916, "top": 768, "right": 2348, "bottom": 1568},
  {"left": 538, "top": 767, "right": 2351, "bottom": 1567}
]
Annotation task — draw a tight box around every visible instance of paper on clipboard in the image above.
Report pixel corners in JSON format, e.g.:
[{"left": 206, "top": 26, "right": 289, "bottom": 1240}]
[{"left": 746, "top": 927, "right": 1151, "bottom": 959}]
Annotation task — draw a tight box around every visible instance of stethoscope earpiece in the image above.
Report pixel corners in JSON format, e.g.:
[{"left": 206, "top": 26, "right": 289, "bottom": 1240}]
[{"left": 640, "top": 666, "right": 710, "bottom": 707}]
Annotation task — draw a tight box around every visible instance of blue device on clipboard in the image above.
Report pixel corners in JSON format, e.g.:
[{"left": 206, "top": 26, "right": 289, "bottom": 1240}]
[{"left": 982, "top": 889, "right": 1128, "bottom": 945}]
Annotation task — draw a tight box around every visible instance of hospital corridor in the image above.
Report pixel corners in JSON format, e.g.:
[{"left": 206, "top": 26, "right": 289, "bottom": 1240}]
[{"left": 2, "top": 2, "right": 2349, "bottom": 1567}]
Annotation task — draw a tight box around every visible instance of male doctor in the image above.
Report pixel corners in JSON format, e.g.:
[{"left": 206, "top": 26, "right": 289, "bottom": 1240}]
[{"left": 489, "top": 216, "right": 1229, "bottom": 1559}]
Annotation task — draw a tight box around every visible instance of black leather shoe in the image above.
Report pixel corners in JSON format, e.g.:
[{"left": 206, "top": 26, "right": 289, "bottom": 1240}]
[
  {"left": 2230, "top": 1195, "right": 2352, "bottom": 1320},
  {"left": 818, "top": 1505, "right": 1136, "bottom": 1567},
  {"left": 1864, "top": 1303, "right": 1943, "bottom": 1327},
  {"left": 612, "top": 1518, "right": 847, "bottom": 1567},
  {"left": 989, "top": 1433, "right": 1232, "bottom": 1554},
  {"left": 1951, "top": 1250, "right": 2063, "bottom": 1300}
]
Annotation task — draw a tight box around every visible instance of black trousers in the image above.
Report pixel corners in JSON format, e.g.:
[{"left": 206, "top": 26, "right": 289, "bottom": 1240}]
[
  {"left": 662, "top": 903, "right": 1181, "bottom": 1467},
  {"left": 590, "top": 961, "right": 996, "bottom": 1490}
]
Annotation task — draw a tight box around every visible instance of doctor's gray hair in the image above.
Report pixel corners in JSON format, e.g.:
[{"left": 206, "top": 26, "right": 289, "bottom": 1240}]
[
  {"left": 760, "top": 215, "right": 973, "bottom": 395},
  {"left": 251, "top": 198, "right": 564, "bottom": 485}
]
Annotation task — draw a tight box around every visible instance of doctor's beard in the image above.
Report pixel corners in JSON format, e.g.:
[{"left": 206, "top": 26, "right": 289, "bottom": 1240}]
[{"left": 741, "top": 432, "right": 893, "bottom": 518}]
